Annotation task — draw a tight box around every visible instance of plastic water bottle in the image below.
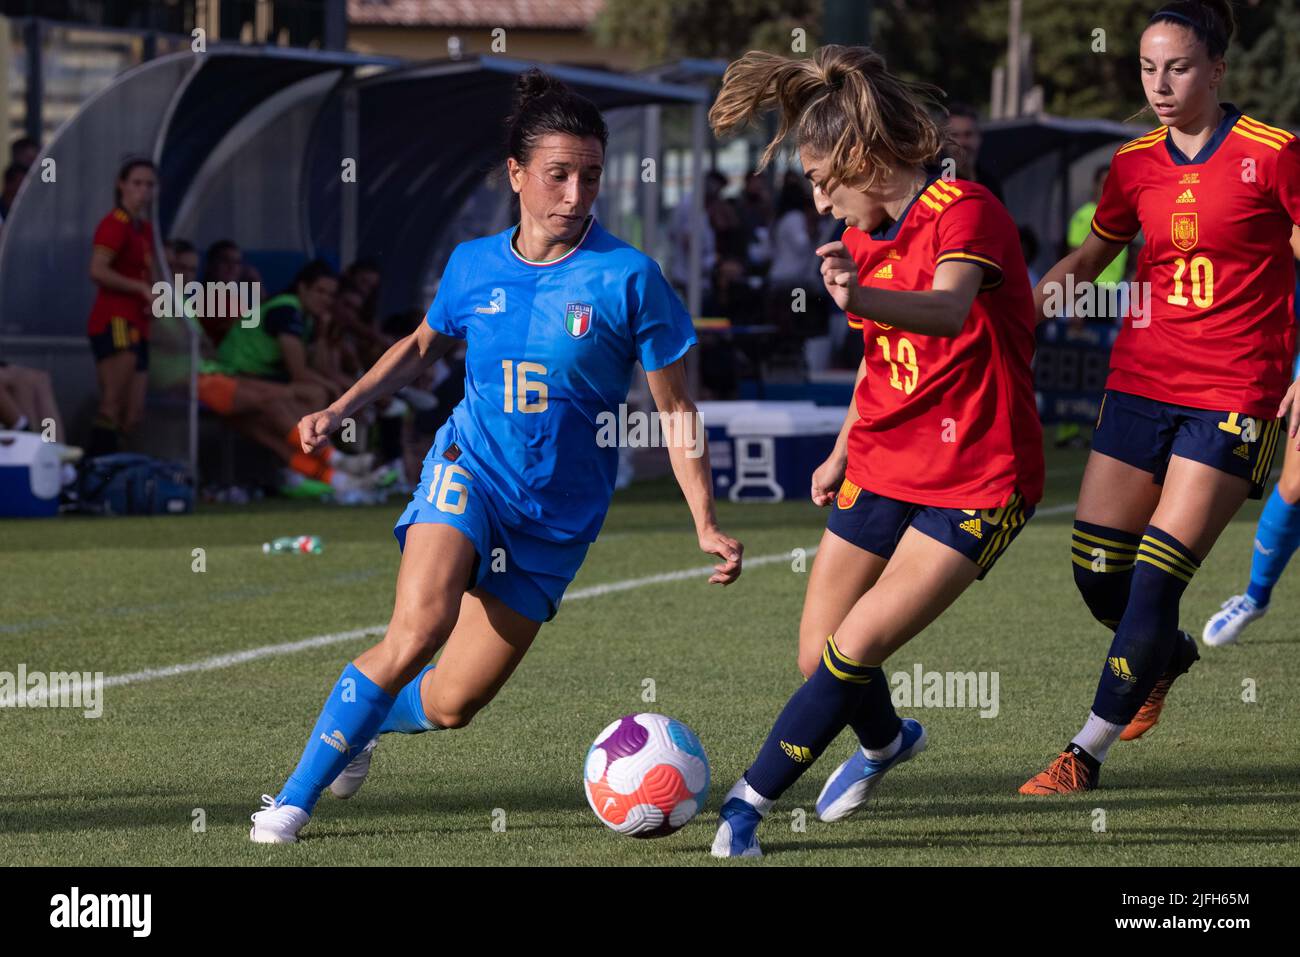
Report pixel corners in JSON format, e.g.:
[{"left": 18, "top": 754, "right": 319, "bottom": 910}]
[{"left": 262, "top": 535, "right": 323, "bottom": 555}]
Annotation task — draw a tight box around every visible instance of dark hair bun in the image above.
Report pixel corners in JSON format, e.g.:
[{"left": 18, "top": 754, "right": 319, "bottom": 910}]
[
  {"left": 515, "top": 68, "right": 563, "bottom": 108},
  {"left": 504, "top": 67, "right": 609, "bottom": 167},
  {"left": 1203, "top": 0, "right": 1236, "bottom": 40}
]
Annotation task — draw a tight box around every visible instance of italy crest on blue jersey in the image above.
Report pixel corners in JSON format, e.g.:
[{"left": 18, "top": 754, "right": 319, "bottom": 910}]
[
  {"left": 565, "top": 302, "right": 593, "bottom": 338},
  {"left": 422, "top": 215, "right": 697, "bottom": 543}
]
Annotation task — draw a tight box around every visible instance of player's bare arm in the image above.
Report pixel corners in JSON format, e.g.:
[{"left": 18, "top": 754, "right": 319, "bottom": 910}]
[
  {"left": 645, "top": 356, "right": 743, "bottom": 585},
  {"left": 300, "top": 324, "right": 454, "bottom": 453}
]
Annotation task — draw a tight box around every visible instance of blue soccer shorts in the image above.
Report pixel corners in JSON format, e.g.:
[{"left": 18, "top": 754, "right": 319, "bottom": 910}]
[
  {"left": 825, "top": 478, "right": 1033, "bottom": 580},
  {"left": 1091, "top": 389, "right": 1283, "bottom": 500},
  {"left": 393, "top": 437, "right": 590, "bottom": 623}
]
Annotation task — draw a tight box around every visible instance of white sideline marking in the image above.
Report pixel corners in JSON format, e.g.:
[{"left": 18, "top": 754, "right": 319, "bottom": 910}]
[
  {"left": 12, "top": 547, "right": 822, "bottom": 706},
  {"left": 16, "top": 497, "right": 1094, "bottom": 705}
]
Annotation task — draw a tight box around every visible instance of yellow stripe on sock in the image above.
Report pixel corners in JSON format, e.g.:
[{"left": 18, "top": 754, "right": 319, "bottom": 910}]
[
  {"left": 1140, "top": 535, "right": 1198, "bottom": 575},
  {"left": 1136, "top": 549, "right": 1194, "bottom": 584},
  {"left": 821, "top": 646, "right": 872, "bottom": 683},
  {"left": 1072, "top": 529, "right": 1139, "bottom": 552}
]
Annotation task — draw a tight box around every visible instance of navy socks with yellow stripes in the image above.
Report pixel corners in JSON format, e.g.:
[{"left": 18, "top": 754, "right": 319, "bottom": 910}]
[
  {"left": 848, "top": 666, "right": 902, "bottom": 749},
  {"left": 744, "top": 636, "right": 874, "bottom": 801},
  {"left": 1072, "top": 520, "right": 1140, "bottom": 630},
  {"left": 1091, "top": 526, "right": 1200, "bottom": 726}
]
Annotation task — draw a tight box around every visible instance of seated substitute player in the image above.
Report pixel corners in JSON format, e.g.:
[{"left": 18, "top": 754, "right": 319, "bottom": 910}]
[
  {"left": 1203, "top": 227, "right": 1300, "bottom": 644},
  {"left": 704, "top": 45, "right": 1044, "bottom": 857},
  {"left": 1022, "top": 0, "right": 1300, "bottom": 794},
  {"left": 203, "top": 259, "right": 343, "bottom": 415},
  {"left": 249, "top": 68, "right": 743, "bottom": 843}
]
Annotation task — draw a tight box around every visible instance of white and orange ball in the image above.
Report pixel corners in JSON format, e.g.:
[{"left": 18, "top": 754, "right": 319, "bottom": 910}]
[{"left": 583, "top": 713, "right": 710, "bottom": 838}]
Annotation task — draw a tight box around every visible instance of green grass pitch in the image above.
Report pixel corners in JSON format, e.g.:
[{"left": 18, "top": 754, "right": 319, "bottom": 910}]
[{"left": 2, "top": 443, "right": 1297, "bottom": 866}]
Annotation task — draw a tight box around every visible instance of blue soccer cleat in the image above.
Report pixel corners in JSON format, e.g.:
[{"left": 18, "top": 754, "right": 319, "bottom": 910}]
[
  {"left": 815, "top": 718, "right": 927, "bottom": 822},
  {"left": 710, "top": 796, "right": 763, "bottom": 858},
  {"left": 1203, "top": 594, "right": 1267, "bottom": 647}
]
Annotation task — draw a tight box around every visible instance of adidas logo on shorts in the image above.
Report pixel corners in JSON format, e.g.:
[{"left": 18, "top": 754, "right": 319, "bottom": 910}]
[
  {"left": 959, "top": 518, "right": 983, "bottom": 539},
  {"left": 1233, "top": 443, "right": 1251, "bottom": 460}
]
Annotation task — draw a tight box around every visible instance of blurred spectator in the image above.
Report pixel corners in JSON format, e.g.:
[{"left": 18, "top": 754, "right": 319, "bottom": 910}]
[
  {"left": 199, "top": 239, "right": 244, "bottom": 346},
  {"left": 205, "top": 258, "right": 342, "bottom": 414},
  {"left": 164, "top": 238, "right": 198, "bottom": 285},
  {"left": 86, "top": 158, "right": 157, "bottom": 457},
  {"left": 0, "top": 362, "right": 64, "bottom": 440},
  {"left": 945, "top": 102, "right": 1005, "bottom": 202},
  {"left": 1068, "top": 165, "right": 1128, "bottom": 284},
  {"left": 706, "top": 170, "right": 745, "bottom": 263},
  {"left": 767, "top": 176, "right": 829, "bottom": 347},
  {"left": 332, "top": 263, "right": 392, "bottom": 372},
  {"left": 738, "top": 170, "right": 775, "bottom": 272},
  {"left": 10, "top": 136, "right": 39, "bottom": 169},
  {"left": 0, "top": 162, "right": 27, "bottom": 226},
  {"left": 1019, "top": 225, "right": 1043, "bottom": 286},
  {"left": 343, "top": 258, "right": 382, "bottom": 320},
  {"left": 668, "top": 185, "right": 718, "bottom": 301}
]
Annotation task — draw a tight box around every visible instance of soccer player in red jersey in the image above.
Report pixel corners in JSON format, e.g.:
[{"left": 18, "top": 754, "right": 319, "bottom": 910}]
[
  {"left": 1022, "top": 0, "right": 1300, "bottom": 795},
  {"left": 704, "top": 45, "right": 1044, "bottom": 857},
  {"left": 86, "top": 158, "right": 157, "bottom": 456}
]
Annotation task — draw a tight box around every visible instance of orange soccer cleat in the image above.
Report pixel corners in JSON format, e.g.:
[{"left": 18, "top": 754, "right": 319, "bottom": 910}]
[
  {"left": 1019, "top": 746, "right": 1099, "bottom": 795},
  {"left": 1121, "top": 631, "right": 1200, "bottom": 741},
  {"left": 1120, "top": 676, "right": 1174, "bottom": 741}
]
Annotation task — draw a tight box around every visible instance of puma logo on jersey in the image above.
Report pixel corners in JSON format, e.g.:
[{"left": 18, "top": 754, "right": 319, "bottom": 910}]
[
  {"left": 1233, "top": 443, "right": 1252, "bottom": 460},
  {"left": 474, "top": 303, "right": 503, "bottom": 314},
  {"left": 780, "top": 740, "right": 814, "bottom": 763},
  {"left": 959, "top": 518, "right": 983, "bottom": 539},
  {"left": 1108, "top": 656, "right": 1136, "bottom": 682},
  {"left": 1175, "top": 188, "right": 1196, "bottom": 204}
]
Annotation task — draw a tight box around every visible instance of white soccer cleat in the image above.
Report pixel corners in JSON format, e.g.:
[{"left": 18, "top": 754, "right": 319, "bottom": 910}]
[
  {"left": 1202, "top": 594, "right": 1267, "bottom": 647},
  {"left": 249, "top": 794, "right": 311, "bottom": 844},
  {"left": 328, "top": 738, "right": 378, "bottom": 799}
]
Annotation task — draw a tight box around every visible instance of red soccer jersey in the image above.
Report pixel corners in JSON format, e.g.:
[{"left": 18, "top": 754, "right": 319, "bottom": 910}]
[
  {"left": 1092, "top": 106, "right": 1300, "bottom": 417},
  {"left": 87, "top": 208, "right": 154, "bottom": 338},
  {"left": 842, "top": 175, "right": 1044, "bottom": 509}
]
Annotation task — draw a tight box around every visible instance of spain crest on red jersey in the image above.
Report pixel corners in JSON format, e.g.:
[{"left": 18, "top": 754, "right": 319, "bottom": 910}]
[{"left": 1171, "top": 212, "right": 1198, "bottom": 252}]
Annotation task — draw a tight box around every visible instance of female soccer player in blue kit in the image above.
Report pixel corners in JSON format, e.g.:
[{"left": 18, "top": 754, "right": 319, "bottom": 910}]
[{"left": 250, "top": 69, "right": 743, "bottom": 843}]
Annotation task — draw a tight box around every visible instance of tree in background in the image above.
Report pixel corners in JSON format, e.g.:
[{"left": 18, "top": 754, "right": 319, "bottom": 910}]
[{"left": 596, "top": 0, "right": 1295, "bottom": 127}]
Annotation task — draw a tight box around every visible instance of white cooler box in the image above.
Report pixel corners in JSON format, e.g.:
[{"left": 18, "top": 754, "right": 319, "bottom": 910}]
[
  {"left": 0, "top": 431, "right": 61, "bottom": 518},
  {"left": 700, "top": 403, "right": 845, "bottom": 503}
]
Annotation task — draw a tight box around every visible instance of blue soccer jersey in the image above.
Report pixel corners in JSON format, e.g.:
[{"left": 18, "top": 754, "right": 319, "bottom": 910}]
[{"left": 422, "top": 214, "right": 696, "bottom": 543}]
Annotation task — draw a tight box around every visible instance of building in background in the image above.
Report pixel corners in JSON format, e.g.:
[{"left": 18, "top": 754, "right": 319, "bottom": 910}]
[
  {"left": 2, "top": 1, "right": 344, "bottom": 146},
  {"left": 347, "top": 0, "right": 634, "bottom": 67}
]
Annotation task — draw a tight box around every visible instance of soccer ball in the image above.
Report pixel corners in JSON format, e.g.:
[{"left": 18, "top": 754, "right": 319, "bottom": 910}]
[{"left": 583, "top": 713, "right": 710, "bottom": 838}]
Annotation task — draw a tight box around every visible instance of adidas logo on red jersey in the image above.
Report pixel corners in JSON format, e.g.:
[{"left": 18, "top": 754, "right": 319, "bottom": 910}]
[
  {"left": 873, "top": 263, "right": 895, "bottom": 279},
  {"left": 1176, "top": 188, "right": 1196, "bottom": 204}
]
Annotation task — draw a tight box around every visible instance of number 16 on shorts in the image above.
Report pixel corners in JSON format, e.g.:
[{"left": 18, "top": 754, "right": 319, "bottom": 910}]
[{"left": 425, "top": 462, "right": 473, "bottom": 515}]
